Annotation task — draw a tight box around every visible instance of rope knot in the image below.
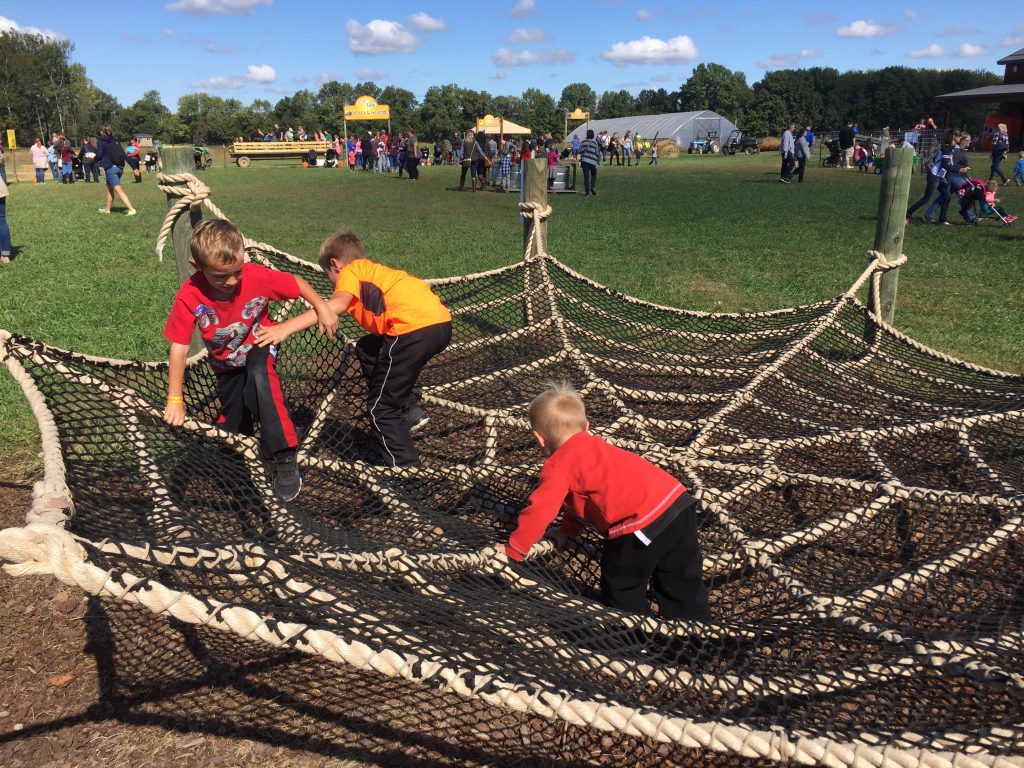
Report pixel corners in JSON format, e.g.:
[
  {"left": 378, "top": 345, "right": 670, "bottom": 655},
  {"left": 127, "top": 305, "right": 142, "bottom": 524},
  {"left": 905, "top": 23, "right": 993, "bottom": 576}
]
[
  {"left": 0, "top": 523, "right": 85, "bottom": 578},
  {"left": 518, "top": 201, "right": 553, "bottom": 221},
  {"left": 155, "top": 172, "right": 213, "bottom": 261},
  {"left": 867, "top": 249, "right": 907, "bottom": 271}
]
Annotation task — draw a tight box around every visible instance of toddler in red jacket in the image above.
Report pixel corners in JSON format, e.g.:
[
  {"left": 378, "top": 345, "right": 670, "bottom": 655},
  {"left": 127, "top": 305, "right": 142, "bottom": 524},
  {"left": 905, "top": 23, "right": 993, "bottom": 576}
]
[{"left": 500, "top": 382, "right": 711, "bottom": 620}]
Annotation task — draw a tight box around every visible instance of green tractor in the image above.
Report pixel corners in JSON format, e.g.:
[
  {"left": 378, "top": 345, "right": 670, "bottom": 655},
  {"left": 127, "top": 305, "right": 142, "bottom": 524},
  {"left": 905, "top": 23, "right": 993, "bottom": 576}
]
[{"left": 722, "top": 130, "right": 762, "bottom": 155}]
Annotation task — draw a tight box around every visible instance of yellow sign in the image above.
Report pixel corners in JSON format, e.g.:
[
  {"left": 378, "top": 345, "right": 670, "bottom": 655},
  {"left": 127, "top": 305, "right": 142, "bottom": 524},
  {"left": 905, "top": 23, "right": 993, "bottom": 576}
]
[
  {"left": 476, "top": 114, "right": 502, "bottom": 131},
  {"left": 343, "top": 95, "right": 390, "bottom": 120},
  {"left": 5, "top": 129, "right": 14, "bottom": 148},
  {"left": 568, "top": 108, "right": 589, "bottom": 120}
]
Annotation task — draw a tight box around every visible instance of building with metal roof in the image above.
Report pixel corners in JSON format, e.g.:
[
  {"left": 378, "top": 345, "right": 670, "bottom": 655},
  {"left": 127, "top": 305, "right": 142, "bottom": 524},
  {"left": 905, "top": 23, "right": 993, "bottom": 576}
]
[{"left": 565, "top": 110, "right": 737, "bottom": 149}]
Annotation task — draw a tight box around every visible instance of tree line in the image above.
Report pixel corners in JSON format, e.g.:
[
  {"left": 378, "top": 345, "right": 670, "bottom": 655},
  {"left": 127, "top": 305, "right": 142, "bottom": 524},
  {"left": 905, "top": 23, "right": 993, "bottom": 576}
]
[{"left": 0, "top": 29, "right": 1000, "bottom": 147}]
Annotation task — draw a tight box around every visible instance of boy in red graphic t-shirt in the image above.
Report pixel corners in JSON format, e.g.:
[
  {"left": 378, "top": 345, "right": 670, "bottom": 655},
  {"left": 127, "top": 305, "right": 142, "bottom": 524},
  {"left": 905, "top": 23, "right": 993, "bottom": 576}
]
[
  {"left": 162, "top": 220, "right": 337, "bottom": 501},
  {"left": 499, "top": 382, "right": 711, "bottom": 621}
]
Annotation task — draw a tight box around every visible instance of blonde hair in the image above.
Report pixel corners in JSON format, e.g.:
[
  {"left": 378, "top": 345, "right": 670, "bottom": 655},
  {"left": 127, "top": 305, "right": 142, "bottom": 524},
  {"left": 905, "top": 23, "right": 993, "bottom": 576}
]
[
  {"left": 528, "top": 382, "right": 587, "bottom": 445},
  {"left": 318, "top": 231, "right": 366, "bottom": 271},
  {"left": 997, "top": 123, "right": 1007, "bottom": 133},
  {"left": 189, "top": 219, "right": 244, "bottom": 267},
  {"left": 986, "top": 179, "right": 999, "bottom": 192}
]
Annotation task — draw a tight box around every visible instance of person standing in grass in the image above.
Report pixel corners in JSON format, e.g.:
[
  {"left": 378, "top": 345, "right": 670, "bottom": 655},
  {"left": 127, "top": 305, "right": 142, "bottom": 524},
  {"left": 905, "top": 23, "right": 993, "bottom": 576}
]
[
  {"left": 793, "top": 127, "right": 810, "bottom": 183},
  {"left": 95, "top": 126, "right": 137, "bottom": 216},
  {"left": 579, "top": 129, "right": 601, "bottom": 196},
  {"left": 0, "top": 172, "right": 11, "bottom": 265},
  {"left": 30, "top": 137, "right": 48, "bottom": 184},
  {"left": 779, "top": 122, "right": 795, "bottom": 183}
]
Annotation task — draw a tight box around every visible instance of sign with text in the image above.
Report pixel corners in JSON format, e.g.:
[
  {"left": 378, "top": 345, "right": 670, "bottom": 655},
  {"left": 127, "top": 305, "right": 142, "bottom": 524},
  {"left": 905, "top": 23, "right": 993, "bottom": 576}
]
[
  {"left": 5, "top": 129, "right": 14, "bottom": 148},
  {"left": 343, "top": 96, "right": 390, "bottom": 120}
]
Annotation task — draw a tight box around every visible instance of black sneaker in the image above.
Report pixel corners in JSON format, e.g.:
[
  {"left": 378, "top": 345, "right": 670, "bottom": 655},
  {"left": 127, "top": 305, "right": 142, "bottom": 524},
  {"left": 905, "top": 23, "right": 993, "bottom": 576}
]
[
  {"left": 273, "top": 449, "right": 302, "bottom": 502},
  {"left": 407, "top": 405, "right": 430, "bottom": 433}
]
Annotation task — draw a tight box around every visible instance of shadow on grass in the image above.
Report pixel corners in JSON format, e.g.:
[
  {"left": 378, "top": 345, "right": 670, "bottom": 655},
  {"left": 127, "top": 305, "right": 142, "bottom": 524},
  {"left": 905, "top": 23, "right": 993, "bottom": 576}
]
[{"left": 0, "top": 596, "right": 755, "bottom": 767}]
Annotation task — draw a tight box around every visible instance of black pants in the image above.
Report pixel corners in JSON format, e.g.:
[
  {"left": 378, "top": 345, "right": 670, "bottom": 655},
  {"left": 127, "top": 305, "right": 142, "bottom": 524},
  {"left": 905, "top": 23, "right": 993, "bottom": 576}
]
[
  {"left": 582, "top": 162, "right": 597, "bottom": 194},
  {"left": 600, "top": 494, "right": 711, "bottom": 620},
  {"left": 780, "top": 152, "right": 794, "bottom": 180},
  {"left": 406, "top": 155, "right": 419, "bottom": 180},
  {"left": 215, "top": 345, "right": 298, "bottom": 457},
  {"left": 795, "top": 157, "right": 806, "bottom": 182},
  {"left": 355, "top": 322, "right": 451, "bottom": 467}
]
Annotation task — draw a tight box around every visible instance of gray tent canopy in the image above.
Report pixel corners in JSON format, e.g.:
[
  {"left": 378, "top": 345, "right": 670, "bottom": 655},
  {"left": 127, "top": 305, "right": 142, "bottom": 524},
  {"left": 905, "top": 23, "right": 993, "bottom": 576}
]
[{"left": 566, "top": 110, "right": 738, "bottom": 148}]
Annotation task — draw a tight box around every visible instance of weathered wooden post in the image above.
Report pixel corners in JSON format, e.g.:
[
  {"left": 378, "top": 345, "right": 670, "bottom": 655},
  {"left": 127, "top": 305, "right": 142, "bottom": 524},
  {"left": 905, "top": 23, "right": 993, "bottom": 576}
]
[
  {"left": 521, "top": 157, "right": 548, "bottom": 257},
  {"left": 867, "top": 146, "right": 914, "bottom": 326},
  {"left": 161, "top": 146, "right": 204, "bottom": 353}
]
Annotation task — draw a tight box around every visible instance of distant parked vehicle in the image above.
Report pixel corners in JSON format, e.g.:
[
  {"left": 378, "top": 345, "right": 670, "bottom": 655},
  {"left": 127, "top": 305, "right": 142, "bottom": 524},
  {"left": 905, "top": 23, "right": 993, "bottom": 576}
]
[
  {"left": 722, "top": 130, "right": 762, "bottom": 155},
  {"left": 688, "top": 131, "right": 720, "bottom": 154}
]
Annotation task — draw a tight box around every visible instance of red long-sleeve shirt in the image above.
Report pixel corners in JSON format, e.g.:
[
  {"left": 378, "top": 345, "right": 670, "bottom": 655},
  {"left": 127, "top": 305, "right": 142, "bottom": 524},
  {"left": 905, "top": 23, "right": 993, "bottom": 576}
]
[{"left": 506, "top": 432, "right": 686, "bottom": 562}]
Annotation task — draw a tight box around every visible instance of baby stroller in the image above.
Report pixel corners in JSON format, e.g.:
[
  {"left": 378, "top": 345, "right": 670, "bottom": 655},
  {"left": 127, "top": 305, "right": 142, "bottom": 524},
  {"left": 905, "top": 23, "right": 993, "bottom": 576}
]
[
  {"left": 324, "top": 147, "right": 338, "bottom": 168},
  {"left": 958, "top": 178, "right": 1015, "bottom": 226},
  {"left": 71, "top": 152, "right": 85, "bottom": 180},
  {"left": 144, "top": 151, "right": 159, "bottom": 172},
  {"left": 821, "top": 138, "right": 842, "bottom": 167},
  {"left": 193, "top": 146, "right": 212, "bottom": 170}
]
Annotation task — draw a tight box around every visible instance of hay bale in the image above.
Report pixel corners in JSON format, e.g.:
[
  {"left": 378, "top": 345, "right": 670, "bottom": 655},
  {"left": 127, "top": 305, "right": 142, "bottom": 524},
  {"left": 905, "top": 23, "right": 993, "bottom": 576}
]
[
  {"left": 760, "top": 136, "right": 780, "bottom": 151},
  {"left": 655, "top": 139, "right": 679, "bottom": 158}
]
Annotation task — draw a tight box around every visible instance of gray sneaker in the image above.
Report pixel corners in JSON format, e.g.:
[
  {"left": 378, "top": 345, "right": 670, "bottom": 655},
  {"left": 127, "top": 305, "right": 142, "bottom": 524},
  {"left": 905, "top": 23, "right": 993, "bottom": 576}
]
[
  {"left": 273, "top": 449, "right": 302, "bottom": 501},
  {"left": 407, "top": 405, "right": 430, "bottom": 433}
]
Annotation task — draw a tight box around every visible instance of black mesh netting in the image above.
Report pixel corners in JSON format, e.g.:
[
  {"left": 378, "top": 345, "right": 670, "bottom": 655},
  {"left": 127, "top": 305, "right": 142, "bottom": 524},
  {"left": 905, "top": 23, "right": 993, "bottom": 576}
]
[{"left": 2, "top": 243, "right": 1023, "bottom": 767}]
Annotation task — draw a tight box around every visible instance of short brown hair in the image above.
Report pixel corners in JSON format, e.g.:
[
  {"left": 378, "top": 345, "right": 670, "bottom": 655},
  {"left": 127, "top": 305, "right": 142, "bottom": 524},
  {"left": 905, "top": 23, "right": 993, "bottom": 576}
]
[
  {"left": 318, "top": 231, "right": 366, "bottom": 271},
  {"left": 190, "top": 220, "right": 244, "bottom": 267},
  {"left": 528, "top": 382, "right": 587, "bottom": 445}
]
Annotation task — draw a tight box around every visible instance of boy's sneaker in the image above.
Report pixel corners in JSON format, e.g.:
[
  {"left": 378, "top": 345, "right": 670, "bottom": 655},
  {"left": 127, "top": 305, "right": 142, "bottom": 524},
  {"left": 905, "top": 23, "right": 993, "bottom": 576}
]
[
  {"left": 407, "top": 405, "right": 430, "bottom": 433},
  {"left": 1006, "top": 215, "right": 1017, "bottom": 223},
  {"left": 126, "top": 209, "right": 138, "bottom": 216},
  {"left": 273, "top": 449, "right": 302, "bottom": 502},
  {"left": 98, "top": 208, "right": 110, "bottom": 214}
]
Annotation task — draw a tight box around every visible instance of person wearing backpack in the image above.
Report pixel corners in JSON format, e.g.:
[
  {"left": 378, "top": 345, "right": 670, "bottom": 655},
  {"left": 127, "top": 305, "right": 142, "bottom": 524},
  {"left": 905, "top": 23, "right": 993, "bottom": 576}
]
[
  {"left": 989, "top": 122, "right": 1010, "bottom": 185},
  {"left": 95, "top": 125, "right": 137, "bottom": 216}
]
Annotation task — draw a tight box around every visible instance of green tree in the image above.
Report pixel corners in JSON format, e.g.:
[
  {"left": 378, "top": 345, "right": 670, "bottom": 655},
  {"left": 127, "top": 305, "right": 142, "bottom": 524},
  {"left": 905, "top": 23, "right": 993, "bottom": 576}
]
[
  {"left": 115, "top": 89, "right": 170, "bottom": 139},
  {"left": 315, "top": 82, "right": 355, "bottom": 135},
  {"left": 379, "top": 85, "right": 417, "bottom": 133},
  {"left": 459, "top": 89, "right": 493, "bottom": 126},
  {"left": 635, "top": 88, "right": 676, "bottom": 115},
  {"left": 680, "top": 63, "right": 750, "bottom": 119},
  {"left": 596, "top": 90, "right": 634, "bottom": 119},
  {"left": 419, "top": 84, "right": 463, "bottom": 140},
  {"left": 517, "top": 88, "right": 559, "bottom": 137},
  {"left": 558, "top": 82, "right": 597, "bottom": 113}
]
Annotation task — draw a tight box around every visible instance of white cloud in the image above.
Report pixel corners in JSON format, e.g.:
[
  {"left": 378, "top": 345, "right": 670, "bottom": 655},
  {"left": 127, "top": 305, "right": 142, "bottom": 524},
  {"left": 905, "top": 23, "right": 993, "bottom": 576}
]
[
  {"left": 492, "top": 48, "right": 538, "bottom": 66},
  {"left": 650, "top": 72, "right": 671, "bottom": 82},
  {"left": 193, "top": 75, "right": 245, "bottom": 90},
  {"left": 903, "top": 8, "right": 919, "bottom": 20},
  {"left": 836, "top": 20, "right": 896, "bottom": 38},
  {"left": 293, "top": 74, "right": 309, "bottom": 83},
  {"left": 1002, "top": 34, "right": 1024, "bottom": 47},
  {"left": 510, "top": 0, "right": 535, "bottom": 18},
  {"left": 493, "top": 70, "right": 508, "bottom": 80},
  {"left": 0, "top": 14, "right": 65, "bottom": 40},
  {"left": 316, "top": 72, "right": 341, "bottom": 85},
  {"left": 408, "top": 12, "right": 446, "bottom": 31},
  {"left": 201, "top": 38, "right": 235, "bottom": 53},
  {"left": 758, "top": 53, "right": 796, "bottom": 69},
  {"left": 165, "top": 0, "right": 271, "bottom": 15},
  {"left": 635, "top": 9, "right": 651, "bottom": 21},
  {"left": 345, "top": 19, "right": 419, "bottom": 54},
  {"left": 355, "top": 68, "right": 388, "bottom": 80},
  {"left": 955, "top": 43, "right": 989, "bottom": 57},
  {"left": 799, "top": 48, "right": 821, "bottom": 58},
  {"left": 246, "top": 64, "right": 276, "bottom": 82},
  {"left": 509, "top": 26, "right": 548, "bottom": 43},
  {"left": 162, "top": 27, "right": 176, "bottom": 37},
  {"left": 939, "top": 24, "right": 978, "bottom": 36},
  {"left": 491, "top": 47, "right": 573, "bottom": 66},
  {"left": 600, "top": 35, "right": 698, "bottom": 66},
  {"left": 908, "top": 43, "right": 943, "bottom": 58}
]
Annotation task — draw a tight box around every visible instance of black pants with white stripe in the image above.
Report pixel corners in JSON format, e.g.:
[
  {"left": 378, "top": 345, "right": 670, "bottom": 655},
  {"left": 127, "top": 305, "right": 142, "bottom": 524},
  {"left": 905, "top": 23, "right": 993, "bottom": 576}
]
[{"left": 355, "top": 321, "right": 452, "bottom": 467}]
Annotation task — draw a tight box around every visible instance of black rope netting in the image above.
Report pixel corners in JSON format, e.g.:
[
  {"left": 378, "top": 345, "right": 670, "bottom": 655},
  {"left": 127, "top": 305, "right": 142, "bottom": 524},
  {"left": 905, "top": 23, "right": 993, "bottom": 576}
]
[{"left": 1, "top": 242, "right": 1022, "bottom": 767}]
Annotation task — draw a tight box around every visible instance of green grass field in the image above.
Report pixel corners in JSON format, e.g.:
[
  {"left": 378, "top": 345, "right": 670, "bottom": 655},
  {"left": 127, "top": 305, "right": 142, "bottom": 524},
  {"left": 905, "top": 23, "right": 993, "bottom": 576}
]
[{"left": 1, "top": 152, "right": 1021, "bottom": 472}]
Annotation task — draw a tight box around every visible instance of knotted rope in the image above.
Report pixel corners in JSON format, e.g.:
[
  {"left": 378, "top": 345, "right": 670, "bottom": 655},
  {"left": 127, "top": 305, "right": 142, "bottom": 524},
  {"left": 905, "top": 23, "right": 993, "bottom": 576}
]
[
  {"left": 154, "top": 172, "right": 233, "bottom": 262},
  {"left": 867, "top": 249, "right": 908, "bottom": 323},
  {"left": 519, "top": 201, "right": 553, "bottom": 260}
]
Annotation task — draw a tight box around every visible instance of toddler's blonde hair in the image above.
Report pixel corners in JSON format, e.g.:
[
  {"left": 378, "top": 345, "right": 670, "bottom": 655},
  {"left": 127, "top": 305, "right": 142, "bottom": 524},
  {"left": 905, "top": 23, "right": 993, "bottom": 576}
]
[{"left": 528, "top": 382, "right": 587, "bottom": 445}]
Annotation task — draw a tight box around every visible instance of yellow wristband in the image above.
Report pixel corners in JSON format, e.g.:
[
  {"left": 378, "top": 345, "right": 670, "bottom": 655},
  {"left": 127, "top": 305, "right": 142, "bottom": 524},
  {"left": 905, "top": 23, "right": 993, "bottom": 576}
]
[{"left": 166, "top": 395, "right": 184, "bottom": 405}]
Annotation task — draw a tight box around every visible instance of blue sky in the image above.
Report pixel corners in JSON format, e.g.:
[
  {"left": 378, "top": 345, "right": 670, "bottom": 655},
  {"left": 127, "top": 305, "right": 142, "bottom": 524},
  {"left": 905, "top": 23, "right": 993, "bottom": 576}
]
[{"left": 2, "top": 1, "right": 1022, "bottom": 109}]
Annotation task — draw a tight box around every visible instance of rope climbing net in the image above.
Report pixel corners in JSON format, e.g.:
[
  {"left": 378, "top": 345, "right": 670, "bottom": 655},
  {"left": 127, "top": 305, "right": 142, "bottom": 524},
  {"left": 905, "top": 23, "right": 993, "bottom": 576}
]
[{"left": 1, "top": 184, "right": 1022, "bottom": 767}]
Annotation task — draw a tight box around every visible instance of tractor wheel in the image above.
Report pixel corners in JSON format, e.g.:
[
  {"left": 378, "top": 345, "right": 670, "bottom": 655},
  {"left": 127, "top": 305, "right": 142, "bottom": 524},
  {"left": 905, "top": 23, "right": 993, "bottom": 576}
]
[
  {"left": 744, "top": 147, "right": 757, "bottom": 155},
  {"left": 687, "top": 148, "right": 693, "bottom": 154},
  {"left": 237, "top": 156, "right": 251, "bottom": 168},
  {"left": 709, "top": 142, "right": 720, "bottom": 154}
]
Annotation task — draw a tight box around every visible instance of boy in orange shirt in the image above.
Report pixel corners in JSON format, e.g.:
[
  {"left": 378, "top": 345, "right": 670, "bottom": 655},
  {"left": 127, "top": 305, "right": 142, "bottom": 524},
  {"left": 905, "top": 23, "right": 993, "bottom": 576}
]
[
  {"left": 499, "top": 382, "right": 711, "bottom": 620},
  {"left": 257, "top": 231, "right": 451, "bottom": 467}
]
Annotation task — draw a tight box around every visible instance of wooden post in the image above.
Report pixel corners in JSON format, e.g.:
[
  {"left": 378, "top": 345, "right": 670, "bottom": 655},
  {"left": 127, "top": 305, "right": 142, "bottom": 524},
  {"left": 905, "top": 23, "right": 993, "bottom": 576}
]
[
  {"left": 521, "top": 157, "right": 548, "bottom": 257},
  {"left": 867, "top": 146, "right": 914, "bottom": 326},
  {"left": 161, "top": 146, "right": 204, "bottom": 354}
]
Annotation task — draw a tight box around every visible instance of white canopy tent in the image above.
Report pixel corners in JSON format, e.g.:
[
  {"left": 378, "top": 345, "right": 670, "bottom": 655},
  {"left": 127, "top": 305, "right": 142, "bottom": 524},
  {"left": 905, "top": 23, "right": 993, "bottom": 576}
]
[{"left": 565, "top": 110, "right": 737, "bottom": 148}]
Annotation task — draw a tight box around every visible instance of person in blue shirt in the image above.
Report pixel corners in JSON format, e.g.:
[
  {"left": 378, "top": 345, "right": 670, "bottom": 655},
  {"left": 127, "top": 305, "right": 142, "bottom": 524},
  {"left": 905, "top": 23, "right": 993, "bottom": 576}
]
[{"left": 804, "top": 123, "right": 814, "bottom": 151}]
